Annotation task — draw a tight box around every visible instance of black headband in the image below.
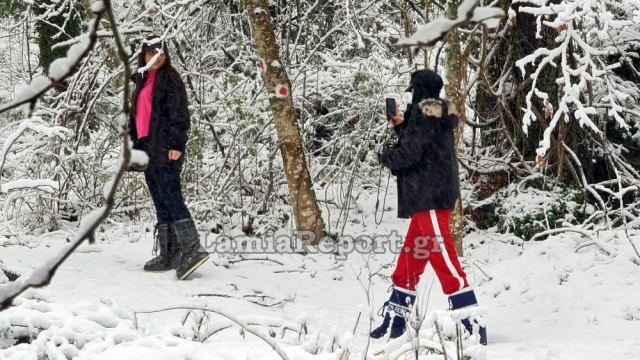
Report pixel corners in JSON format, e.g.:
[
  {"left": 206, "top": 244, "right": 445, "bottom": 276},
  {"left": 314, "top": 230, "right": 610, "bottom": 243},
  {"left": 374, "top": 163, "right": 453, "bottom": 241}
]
[{"left": 142, "top": 41, "right": 163, "bottom": 53}]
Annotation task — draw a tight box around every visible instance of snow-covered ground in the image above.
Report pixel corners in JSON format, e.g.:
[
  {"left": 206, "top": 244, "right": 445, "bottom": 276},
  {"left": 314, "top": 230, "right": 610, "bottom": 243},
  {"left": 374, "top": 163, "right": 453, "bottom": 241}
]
[{"left": 1, "top": 186, "right": 639, "bottom": 359}]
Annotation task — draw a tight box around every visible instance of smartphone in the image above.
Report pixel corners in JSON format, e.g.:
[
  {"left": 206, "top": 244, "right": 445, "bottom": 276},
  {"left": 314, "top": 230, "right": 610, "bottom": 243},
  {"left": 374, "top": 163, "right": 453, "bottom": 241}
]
[{"left": 385, "top": 97, "right": 398, "bottom": 121}]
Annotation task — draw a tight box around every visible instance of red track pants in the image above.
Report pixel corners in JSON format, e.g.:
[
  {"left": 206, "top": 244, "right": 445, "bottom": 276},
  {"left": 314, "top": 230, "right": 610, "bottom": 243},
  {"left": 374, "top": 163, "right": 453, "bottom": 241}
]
[{"left": 391, "top": 210, "right": 469, "bottom": 294}]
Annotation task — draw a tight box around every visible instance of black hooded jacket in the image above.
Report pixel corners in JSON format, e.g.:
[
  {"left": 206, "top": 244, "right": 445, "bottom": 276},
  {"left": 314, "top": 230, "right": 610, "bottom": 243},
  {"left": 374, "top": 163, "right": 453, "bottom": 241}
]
[
  {"left": 379, "top": 98, "right": 460, "bottom": 218},
  {"left": 129, "top": 69, "right": 190, "bottom": 170}
]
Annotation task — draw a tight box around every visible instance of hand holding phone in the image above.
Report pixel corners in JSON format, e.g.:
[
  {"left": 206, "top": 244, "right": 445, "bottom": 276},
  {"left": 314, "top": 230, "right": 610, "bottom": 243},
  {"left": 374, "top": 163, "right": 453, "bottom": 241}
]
[{"left": 385, "top": 97, "right": 403, "bottom": 126}]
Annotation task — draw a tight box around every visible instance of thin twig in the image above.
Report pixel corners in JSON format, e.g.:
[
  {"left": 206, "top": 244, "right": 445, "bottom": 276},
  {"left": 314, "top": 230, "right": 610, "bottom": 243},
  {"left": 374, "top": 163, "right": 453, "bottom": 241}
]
[{"left": 134, "top": 305, "right": 290, "bottom": 360}]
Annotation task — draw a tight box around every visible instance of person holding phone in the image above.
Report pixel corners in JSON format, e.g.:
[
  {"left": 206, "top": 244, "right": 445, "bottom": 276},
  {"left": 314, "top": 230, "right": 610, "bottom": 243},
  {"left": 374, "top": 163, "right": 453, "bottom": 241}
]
[
  {"left": 129, "top": 37, "right": 209, "bottom": 280},
  {"left": 372, "top": 70, "right": 487, "bottom": 344}
]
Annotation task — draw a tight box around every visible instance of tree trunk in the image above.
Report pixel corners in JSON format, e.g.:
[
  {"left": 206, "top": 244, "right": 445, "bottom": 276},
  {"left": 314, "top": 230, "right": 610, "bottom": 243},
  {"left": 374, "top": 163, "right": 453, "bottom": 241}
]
[
  {"left": 424, "top": 0, "right": 431, "bottom": 67},
  {"left": 401, "top": 2, "right": 413, "bottom": 65},
  {"left": 446, "top": 0, "right": 466, "bottom": 255},
  {"left": 243, "top": 0, "right": 325, "bottom": 245}
]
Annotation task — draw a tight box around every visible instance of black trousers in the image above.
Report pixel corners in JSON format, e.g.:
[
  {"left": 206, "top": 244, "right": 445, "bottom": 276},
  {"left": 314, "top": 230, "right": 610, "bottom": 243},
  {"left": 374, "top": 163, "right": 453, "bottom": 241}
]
[{"left": 144, "top": 166, "right": 191, "bottom": 224}]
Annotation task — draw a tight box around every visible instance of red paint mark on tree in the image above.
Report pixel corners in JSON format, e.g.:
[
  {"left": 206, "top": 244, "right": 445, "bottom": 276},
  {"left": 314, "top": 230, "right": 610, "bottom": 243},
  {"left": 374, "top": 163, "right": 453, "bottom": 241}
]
[
  {"left": 258, "top": 59, "right": 266, "bottom": 73},
  {"left": 276, "top": 85, "right": 289, "bottom": 98}
]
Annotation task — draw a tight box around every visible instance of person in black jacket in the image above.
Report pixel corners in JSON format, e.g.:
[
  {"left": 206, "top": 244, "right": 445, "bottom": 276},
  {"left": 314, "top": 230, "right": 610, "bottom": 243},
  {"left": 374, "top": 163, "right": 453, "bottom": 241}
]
[
  {"left": 129, "top": 37, "right": 209, "bottom": 280},
  {"left": 370, "top": 70, "right": 487, "bottom": 344}
]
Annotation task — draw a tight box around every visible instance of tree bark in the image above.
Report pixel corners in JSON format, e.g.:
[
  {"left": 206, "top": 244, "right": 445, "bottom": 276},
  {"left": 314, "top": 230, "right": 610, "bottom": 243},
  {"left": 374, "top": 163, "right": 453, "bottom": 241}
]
[
  {"left": 243, "top": 0, "right": 325, "bottom": 245},
  {"left": 424, "top": 0, "right": 431, "bottom": 67},
  {"left": 402, "top": 1, "right": 413, "bottom": 65},
  {"left": 446, "top": 0, "right": 466, "bottom": 255}
]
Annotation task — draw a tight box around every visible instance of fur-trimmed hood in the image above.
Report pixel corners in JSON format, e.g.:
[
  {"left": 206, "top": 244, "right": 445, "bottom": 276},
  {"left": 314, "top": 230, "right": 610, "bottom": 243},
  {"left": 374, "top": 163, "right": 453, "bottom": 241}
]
[{"left": 417, "top": 98, "right": 459, "bottom": 129}]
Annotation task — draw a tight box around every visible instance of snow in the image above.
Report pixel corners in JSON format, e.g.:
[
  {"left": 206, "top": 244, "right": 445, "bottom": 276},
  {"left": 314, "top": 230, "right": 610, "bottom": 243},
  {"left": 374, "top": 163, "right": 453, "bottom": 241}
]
[
  {"left": 0, "top": 0, "right": 639, "bottom": 358},
  {"left": 470, "top": 231, "right": 640, "bottom": 359},
  {"left": 48, "top": 37, "right": 91, "bottom": 81},
  {"left": 130, "top": 149, "right": 149, "bottom": 168},
  {"left": 12, "top": 77, "right": 51, "bottom": 115},
  {"left": 0, "top": 118, "right": 71, "bottom": 173},
  {"left": 472, "top": 8, "right": 503, "bottom": 29},
  {"left": 514, "top": 0, "right": 640, "bottom": 156},
  {"left": 75, "top": 244, "right": 103, "bottom": 254},
  {"left": 0, "top": 179, "right": 58, "bottom": 194},
  {"left": 144, "top": 1, "right": 157, "bottom": 10},
  {"left": 91, "top": 1, "right": 106, "bottom": 13},
  {"left": 1, "top": 15, "right": 97, "bottom": 114},
  {"left": 398, "top": 18, "right": 456, "bottom": 47},
  {"left": 103, "top": 178, "right": 116, "bottom": 201},
  {"left": 1, "top": 182, "right": 639, "bottom": 359},
  {"left": 398, "top": 1, "right": 504, "bottom": 47},
  {"left": 137, "top": 50, "right": 163, "bottom": 74}
]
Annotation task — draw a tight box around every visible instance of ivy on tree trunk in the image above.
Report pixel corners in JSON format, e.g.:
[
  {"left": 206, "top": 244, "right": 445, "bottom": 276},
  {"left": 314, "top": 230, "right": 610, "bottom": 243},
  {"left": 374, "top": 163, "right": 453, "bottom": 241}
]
[{"left": 33, "top": 0, "right": 85, "bottom": 76}]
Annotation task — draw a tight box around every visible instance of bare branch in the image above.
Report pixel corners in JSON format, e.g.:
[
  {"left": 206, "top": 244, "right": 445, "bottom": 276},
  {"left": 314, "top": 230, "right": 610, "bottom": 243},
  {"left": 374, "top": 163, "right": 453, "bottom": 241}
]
[
  {"left": 0, "top": 0, "right": 132, "bottom": 311},
  {"left": 134, "top": 305, "right": 291, "bottom": 360}
]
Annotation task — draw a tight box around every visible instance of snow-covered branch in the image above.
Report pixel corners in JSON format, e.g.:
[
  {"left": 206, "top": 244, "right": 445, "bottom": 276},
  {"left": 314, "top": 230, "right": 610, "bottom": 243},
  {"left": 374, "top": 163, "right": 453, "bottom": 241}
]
[
  {"left": 134, "top": 305, "right": 291, "bottom": 360},
  {"left": 0, "top": 0, "right": 133, "bottom": 311},
  {"left": 0, "top": 1, "right": 107, "bottom": 116},
  {"left": 397, "top": 0, "right": 504, "bottom": 48},
  {"left": 514, "top": 0, "right": 640, "bottom": 157}
]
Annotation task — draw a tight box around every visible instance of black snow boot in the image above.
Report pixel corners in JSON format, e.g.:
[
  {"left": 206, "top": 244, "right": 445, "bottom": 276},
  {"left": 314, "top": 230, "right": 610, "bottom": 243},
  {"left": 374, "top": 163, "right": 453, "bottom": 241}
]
[
  {"left": 144, "top": 223, "right": 179, "bottom": 272},
  {"left": 449, "top": 288, "right": 487, "bottom": 345},
  {"left": 370, "top": 286, "right": 416, "bottom": 339},
  {"left": 171, "top": 218, "right": 210, "bottom": 280}
]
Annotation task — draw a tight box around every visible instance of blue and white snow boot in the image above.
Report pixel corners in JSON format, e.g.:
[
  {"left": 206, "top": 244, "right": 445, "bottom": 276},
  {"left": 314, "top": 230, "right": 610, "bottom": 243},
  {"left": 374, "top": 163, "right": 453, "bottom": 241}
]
[
  {"left": 370, "top": 286, "right": 416, "bottom": 339},
  {"left": 449, "top": 287, "right": 487, "bottom": 345}
]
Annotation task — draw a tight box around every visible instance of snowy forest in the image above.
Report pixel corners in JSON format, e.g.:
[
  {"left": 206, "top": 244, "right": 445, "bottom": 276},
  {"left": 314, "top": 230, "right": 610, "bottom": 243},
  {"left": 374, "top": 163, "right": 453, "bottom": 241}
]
[{"left": 0, "top": 0, "right": 639, "bottom": 359}]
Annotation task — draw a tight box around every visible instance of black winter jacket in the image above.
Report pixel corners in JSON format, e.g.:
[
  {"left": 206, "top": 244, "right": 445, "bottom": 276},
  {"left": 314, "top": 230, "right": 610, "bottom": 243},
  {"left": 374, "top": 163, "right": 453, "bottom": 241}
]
[
  {"left": 129, "top": 69, "right": 190, "bottom": 170},
  {"left": 379, "top": 98, "right": 460, "bottom": 218}
]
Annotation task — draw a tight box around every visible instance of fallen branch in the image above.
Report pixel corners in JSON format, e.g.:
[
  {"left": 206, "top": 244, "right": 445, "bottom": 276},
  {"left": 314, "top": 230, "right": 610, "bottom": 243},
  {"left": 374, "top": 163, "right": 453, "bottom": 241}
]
[
  {"left": 530, "top": 225, "right": 615, "bottom": 256},
  {"left": 134, "top": 305, "right": 291, "bottom": 360},
  {"left": 227, "top": 257, "right": 285, "bottom": 266}
]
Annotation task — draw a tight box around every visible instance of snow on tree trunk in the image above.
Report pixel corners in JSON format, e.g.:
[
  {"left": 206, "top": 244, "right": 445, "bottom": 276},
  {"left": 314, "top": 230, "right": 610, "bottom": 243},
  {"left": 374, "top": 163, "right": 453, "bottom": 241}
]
[{"left": 243, "top": 0, "right": 325, "bottom": 245}]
